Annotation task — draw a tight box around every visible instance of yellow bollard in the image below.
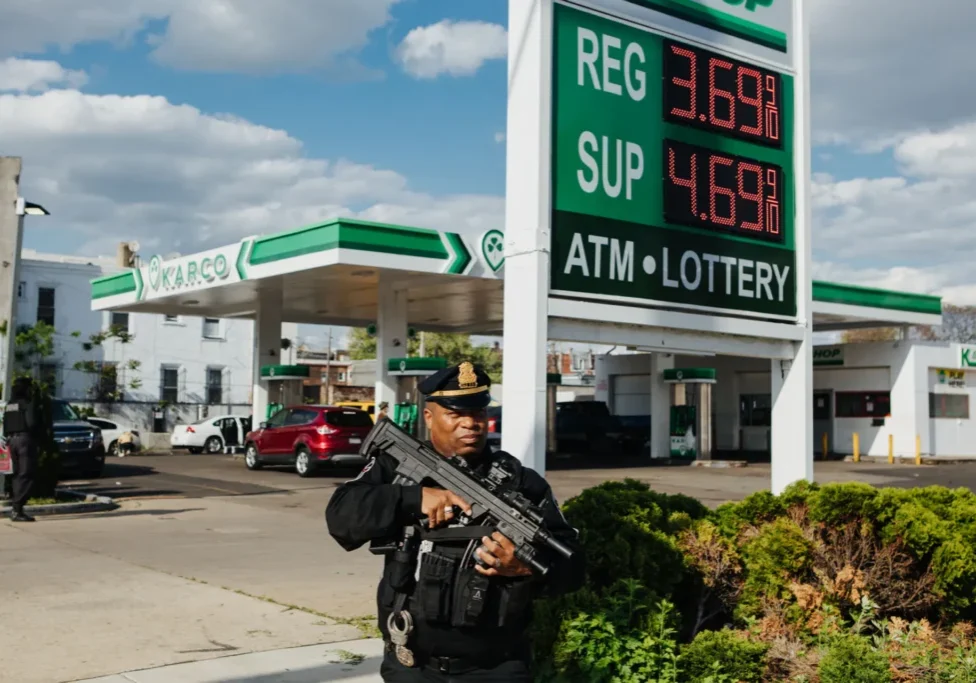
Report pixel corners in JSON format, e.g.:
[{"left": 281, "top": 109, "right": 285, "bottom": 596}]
[
  {"left": 916, "top": 435, "right": 922, "bottom": 466},
  {"left": 822, "top": 432, "right": 828, "bottom": 461},
  {"left": 853, "top": 433, "right": 860, "bottom": 463},
  {"left": 888, "top": 434, "right": 894, "bottom": 464}
]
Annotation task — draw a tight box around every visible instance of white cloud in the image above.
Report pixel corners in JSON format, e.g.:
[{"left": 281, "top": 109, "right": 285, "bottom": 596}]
[
  {"left": 0, "top": 57, "right": 88, "bottom": 92},
  {"left": 810, "top": 0, "right": 976, "bottom": 143},
  {"left": 396, "top": 20, "right": 507, "bottom": 79},
  {"left": 494, "top": 132, "right": 505, "bottom": 144},
  {"left": 0, "top": 0, "right": 401, "bottom": 76},
  {"left": 811, "top": 119, "right": 976, "bottom": 305},
  {"left": 0, "top": 86, "right": 503, "bottom": 258}
]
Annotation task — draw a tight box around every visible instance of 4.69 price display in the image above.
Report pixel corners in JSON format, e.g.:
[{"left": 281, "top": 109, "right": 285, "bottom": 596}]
[{"left": 663, "top": 139, "right": 783, "bottom": 244}]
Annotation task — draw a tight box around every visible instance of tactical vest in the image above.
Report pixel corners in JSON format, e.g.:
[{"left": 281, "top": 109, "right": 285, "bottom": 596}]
[{"left": 3, "top": 401, "right": 30, "bottom": 435}]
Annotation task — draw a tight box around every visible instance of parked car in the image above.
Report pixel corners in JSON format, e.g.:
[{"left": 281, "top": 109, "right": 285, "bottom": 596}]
[
  {"left": 243, "top": 405, "right": 374, "bottom": 477},
  {"left": 335, "top": 401, "right": 377, "bottom": 422},
  {"left": 482, "top": 401, "right": 631, "bottom": 458},
  {"left": 52, "top": 399, "right": 107, "bottom": 478},
  {"left": 486, "top": 405, "right": 502, "bottom": 451},
  {"left": 0, "top": 399, "right": 106, "bottom": 478},
  {"left": 170, "top": 414, "right": 252, "bottom": 454},
  {"left": 86, "top": 417, "right": 142, "bottom": 457}
]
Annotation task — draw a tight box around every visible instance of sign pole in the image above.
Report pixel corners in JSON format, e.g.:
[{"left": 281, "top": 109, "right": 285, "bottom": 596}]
[
  {"left": 770, "top": 0, "right": 813, "bottom": 494},
  {"left": 501, "top": 0, "right": 554, "bottom": 476}
]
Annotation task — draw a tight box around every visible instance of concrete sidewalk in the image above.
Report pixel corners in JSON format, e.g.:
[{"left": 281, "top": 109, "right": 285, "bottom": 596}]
[{"left": 72, "top": 640, "right": 385, "bottom": 683}]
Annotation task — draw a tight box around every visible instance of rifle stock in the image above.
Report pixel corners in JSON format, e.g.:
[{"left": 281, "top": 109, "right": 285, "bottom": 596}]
[{"left": 361, "top": 418, "right": 574, "bottom": 576}]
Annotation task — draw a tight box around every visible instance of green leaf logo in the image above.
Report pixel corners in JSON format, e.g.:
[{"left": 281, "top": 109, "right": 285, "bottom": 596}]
[
  {"left": 148, "top": 255, "right": 162, "bottom": 291},
  {"left": 481, "top": 230, "right": 505, "bottom": 272}
]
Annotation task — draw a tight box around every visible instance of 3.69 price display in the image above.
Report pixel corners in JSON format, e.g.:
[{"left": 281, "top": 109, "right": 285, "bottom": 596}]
[
  {"left": 664, "top": 38, "right": 782, "bottom": 149},
  {"left": 663, "top": 139, "right": 783, "bottom": 244}
]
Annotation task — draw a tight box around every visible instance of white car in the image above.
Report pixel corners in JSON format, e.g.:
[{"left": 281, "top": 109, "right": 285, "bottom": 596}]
[
  {"left": 86, "top": 417, "right": 143, "bottom": 457},
  {"left": 170, "top": 414, "right": 252, "bottom": 454}
]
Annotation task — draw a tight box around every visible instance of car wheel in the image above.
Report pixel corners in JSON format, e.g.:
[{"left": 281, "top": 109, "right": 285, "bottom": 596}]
[
  {"left": 244, "top": 443, "right": 263, "bottom": 470},
  {"left": 295, "top": 446, "right": 313, "bottom": 478},
  {"left": 204, "top": 436, "right": 223, "bottom": 454},
  {"left": 108, "top": 440, "right": 119, "bottom": 457}
]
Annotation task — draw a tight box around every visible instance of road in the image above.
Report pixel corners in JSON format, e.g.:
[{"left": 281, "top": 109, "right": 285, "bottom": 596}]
[{"left": 5, "top": 453, "right": 976, "bottom": 682}]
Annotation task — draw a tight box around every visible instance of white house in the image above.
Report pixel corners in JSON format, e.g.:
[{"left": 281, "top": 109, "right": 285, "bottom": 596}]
[{"left": 14, "top": 249, "right": 295, "bottom": 430}]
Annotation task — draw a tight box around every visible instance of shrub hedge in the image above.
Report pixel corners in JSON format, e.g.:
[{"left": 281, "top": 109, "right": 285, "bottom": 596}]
[{"left": 532, "top": 478, "right": 976, "bottom": 682}]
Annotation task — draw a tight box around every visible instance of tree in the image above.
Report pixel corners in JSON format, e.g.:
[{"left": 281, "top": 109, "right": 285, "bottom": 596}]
[
  {"left": 73, "top": 324, "right": 143, "bottom": 401},
  {"left": 841, "top": 327, "right": 902, "bottom": 343},
  {"left": 347, "top": 329, "right": 503, "bottom": 383},
  {"left": 915, "top": 304, "right": 976, "bottom": 343}
]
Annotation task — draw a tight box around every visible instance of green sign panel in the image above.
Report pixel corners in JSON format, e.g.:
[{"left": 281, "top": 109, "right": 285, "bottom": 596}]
[{"left": 550, "top": 3, "right": 797, "bottom": 319}]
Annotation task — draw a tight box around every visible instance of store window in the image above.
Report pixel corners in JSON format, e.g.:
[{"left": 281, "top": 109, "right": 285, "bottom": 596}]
[
  {"left": 929, "top": 393, "right": 970, "bottom": 419},
  {"left": 835, "top": 392, "right": 891, "bottom": 418},
  {"left": 740, "top": 394, "right": 771, "bottom": 427}
]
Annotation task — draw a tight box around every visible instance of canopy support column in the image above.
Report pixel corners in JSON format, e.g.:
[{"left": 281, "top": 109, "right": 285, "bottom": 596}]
[
  {"left": 375, "top": 276, "right": 408, "bottom": 416},
  {"left": 650, "top": 354, "right": 674, "bottom": 459},
  {"left": 252, "top": 286, "right": 282, "bottom": 422}
]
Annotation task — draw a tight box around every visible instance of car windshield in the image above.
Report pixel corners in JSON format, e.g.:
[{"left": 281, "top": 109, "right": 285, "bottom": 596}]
[
  {"left": 325, "top": 410, "right": 374, "bottom": 428},
  {"left": 52, "top": 400, "right": 80, "bottom": 422}
]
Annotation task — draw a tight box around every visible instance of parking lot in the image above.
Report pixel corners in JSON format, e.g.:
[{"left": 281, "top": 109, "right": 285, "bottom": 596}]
[{"left": 6, "top": 453, "right": 976, "bottom": 683}]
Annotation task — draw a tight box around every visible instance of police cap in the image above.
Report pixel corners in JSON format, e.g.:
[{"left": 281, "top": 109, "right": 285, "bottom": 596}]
[{"left": 418, "top": 361, "right": 492, "bottom": 410}]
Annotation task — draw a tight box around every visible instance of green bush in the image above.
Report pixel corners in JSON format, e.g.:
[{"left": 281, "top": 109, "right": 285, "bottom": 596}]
[
  {"left": 818, "top": 635, "right": 892, "bottom": 683},
  {"left": 678, "top": 629, "right": 767, "bottom": 683}
]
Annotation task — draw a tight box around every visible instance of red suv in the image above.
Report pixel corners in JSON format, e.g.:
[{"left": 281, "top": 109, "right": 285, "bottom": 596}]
[{"left": 243, "top": 405, "right": 374, "bottom": 477}]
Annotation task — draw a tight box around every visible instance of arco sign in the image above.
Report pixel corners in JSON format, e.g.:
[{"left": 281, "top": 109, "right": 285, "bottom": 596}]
[{"left": 147, "top": 250, "right": 233, "bottom": 294}]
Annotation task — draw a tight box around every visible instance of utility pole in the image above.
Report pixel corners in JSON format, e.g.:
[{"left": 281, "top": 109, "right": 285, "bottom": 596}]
[
  {"left": 324, "top": 327, "right": 332, "bottom": 404},
  {"left": 0, "top": 157, "right": 24, "bottom": 402}
]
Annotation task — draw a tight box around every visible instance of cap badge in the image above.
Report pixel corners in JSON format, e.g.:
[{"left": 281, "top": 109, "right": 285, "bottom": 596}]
[{"left": 458, "top": 362, "right": 478, "bottom": 389}]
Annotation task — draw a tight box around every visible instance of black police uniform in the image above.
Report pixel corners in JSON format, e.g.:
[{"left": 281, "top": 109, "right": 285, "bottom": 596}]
[
  {"left": 325, "top": 363, "right": 585, "bottom": 682},
  {"left": 4, "top": 382, "right": 41, "bottom": 522}
]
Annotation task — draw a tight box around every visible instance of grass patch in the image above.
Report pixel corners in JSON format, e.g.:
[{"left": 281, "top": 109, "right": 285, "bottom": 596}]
[{"left": 334, "top": 649, "right": 366, "bottom": 665}]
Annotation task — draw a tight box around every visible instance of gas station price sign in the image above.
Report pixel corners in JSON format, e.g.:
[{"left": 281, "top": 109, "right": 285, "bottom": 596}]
[{"left": 550, "top": 0, "right": 798, "bottom": 320}]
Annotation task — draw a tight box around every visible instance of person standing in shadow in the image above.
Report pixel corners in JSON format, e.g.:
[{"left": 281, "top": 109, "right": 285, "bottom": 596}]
[{"left": 4, "top": 377, "right": 44, "bottom": 522}]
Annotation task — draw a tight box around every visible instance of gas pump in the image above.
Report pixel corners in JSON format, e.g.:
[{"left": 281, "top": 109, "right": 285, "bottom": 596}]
[
  {"left": 386, "top": 357, "right": 448, "bottom": 439},
  {"left": 663, "top": 368, "right": 716, "bottom": 461},
  {"left": 260, "top": 365, "right": 310, "bottom": 419}
]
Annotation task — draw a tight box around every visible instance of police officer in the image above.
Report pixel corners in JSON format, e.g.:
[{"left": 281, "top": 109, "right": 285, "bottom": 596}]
[
  {"left": 326, "top": 361, "right": 584, "bottom": 681},
  {"left": 4, "top": 377, "right": 42, "bottom": 522}
]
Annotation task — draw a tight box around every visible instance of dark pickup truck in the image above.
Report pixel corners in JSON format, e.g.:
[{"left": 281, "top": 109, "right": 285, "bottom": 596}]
[{"left": 53, "top": 399, "right": 106, "bottom": 478}]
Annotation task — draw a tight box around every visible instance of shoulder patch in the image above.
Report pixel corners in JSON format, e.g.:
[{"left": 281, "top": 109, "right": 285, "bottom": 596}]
[{"left": 348, "top": 457, "right": 376, "bottom": 483}]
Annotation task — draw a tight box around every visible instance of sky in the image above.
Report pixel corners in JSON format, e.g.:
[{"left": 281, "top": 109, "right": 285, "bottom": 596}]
[{"left": 1, "top": 0, "right": 975, "bottom": 352}]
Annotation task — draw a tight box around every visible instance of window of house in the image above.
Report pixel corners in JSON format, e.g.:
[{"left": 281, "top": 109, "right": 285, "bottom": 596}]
[
  {"left": 929, "top": 393, "right": 970, "bottom": 419},
  {"left": 36, "top": 287, "right": 55, "bottom": 326},
  {"left": 337, "top": 371, "right": 346, "bottom": 382},
  {"left": 740, "top": 394, "right": 772, "bottom": 427},
  {"left": 17, "top": 281, "right": 26, "bottom": 300},
  {"left": 202, "top": 318, "right": 221, "bottom": 339},
  {"left": 206, "top": 367, "right": 223, "bottom": 405},
  {"left": 38, "top": 362, "right": 59, "bottom": 393},
  {"left": 96, "top": 362, "right": 119, "bottom": 400},
  {"left": 110, "top": 311, "right": 129, "bottom": 332},
  {"left": 160, "top": 366, "right": 179, "bottom": 403},
  {"left": 835, "top": 392, "right": 891, "bottom": 418}
]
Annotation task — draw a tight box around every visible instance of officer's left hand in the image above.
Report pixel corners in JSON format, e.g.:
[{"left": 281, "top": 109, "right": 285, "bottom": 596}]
[{"left": 475, "top": 532, "right": 532, "bottom": 577}]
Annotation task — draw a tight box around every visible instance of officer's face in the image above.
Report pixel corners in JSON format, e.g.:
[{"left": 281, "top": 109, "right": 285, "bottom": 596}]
[{"left": 425, "top": 403, "right": 488, "bottom": 458}]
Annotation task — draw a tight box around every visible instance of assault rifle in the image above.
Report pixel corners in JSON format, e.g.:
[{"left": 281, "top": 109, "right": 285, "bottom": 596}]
[{"left": 361, "top": 418, "right": 575, "bottom": 577}]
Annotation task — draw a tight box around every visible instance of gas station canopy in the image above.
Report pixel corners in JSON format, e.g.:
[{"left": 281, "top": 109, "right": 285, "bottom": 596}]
[{"left": 90, "top": 217, "right": 942, "bottom": 334}]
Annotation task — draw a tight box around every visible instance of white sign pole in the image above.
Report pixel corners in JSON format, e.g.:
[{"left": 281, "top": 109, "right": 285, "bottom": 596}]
[
  {"left": 770, "top": 0, "right": 813, "bottom": 494},
  {"left": 501, "top": 0, "right": 554, "bottom": 476}
]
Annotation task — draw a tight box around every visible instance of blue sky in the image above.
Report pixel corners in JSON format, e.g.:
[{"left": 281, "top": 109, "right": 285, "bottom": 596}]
[{"left": 2, "top": 0, "right": 976, "bottom": 352}]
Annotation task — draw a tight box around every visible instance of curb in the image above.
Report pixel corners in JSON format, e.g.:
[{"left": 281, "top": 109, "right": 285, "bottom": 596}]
[
  {"left": 691, "top": 460, "right": 749, "bottom": 468},
  {"left": 842, "top": 455, "right": 975, "bottom": 466},
  {"left": 0, "top": 487, "right": 117, "bottom": 517}
]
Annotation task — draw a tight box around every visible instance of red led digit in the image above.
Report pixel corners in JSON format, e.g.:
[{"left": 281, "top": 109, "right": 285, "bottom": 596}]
[
  {"left": 765, "top": 167, "right": 780, "bottom": 235},
  {"left": 709, "top": 58, "right": 735, "bottom": 130},
  {"left": 737, "top": 67, "right": 763, "bottom": 138},
  {"left": 764, "top": 75, "right": 780, "bottom": 142},
  {"left": 669, "top": 45, "right": 697, "bottom": 120},
  {"left": 737, "top": 163, "right": 764, "bottom": 233},
  {"left": 709, "top": 154, "right": 736, "bottom": 226},
  {"left": 668, "top": 144, "right": 698, "bottom": 217}
]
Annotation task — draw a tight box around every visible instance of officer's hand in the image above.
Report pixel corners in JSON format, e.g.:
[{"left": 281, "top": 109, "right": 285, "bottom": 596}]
[
  {"left": 421, "top": 487, "right": 472, "bottom": 528},
  {"left": 475, "top": 532, "right": 532, "bottom": 578}
]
